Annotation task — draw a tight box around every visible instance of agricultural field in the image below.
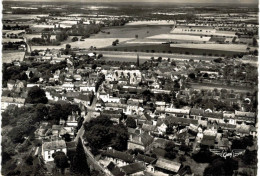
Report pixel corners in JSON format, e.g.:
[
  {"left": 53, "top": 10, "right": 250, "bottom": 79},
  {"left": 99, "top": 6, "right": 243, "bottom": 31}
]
[
  {"left": 147, "top": 34, "right": 211, "bottom": 42},
  {"left": 31, "top": 38, "right": 133, "bottom": 50},
  {"left": 2, "top": 14, "right": 48, "bottom": 20},
  {"left": 170, "top": 43, "right": 248, "bottom": 52},
  {"left": 125, "top": 20, "right": 176, "bottom": 26},
  {"left": 2, "top": 51, "right": 25, "bottom": 63},
  {"left": 91, "top": 25, "right": 172, "bottom": 39},
  {"left": 67, "top": 38, "right": 133, "bottom": 49},
  {"left": 24, "top": 34, "right": 56, "bottom": 40},
  {"left": 2, "top": 38, "right": 24, "bottom": 43}
]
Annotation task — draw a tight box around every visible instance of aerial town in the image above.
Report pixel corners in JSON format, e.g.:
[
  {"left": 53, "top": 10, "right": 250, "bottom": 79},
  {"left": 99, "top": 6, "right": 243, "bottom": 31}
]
[{"left": 1, "top": 0, "right": 258, "bottom": 176}]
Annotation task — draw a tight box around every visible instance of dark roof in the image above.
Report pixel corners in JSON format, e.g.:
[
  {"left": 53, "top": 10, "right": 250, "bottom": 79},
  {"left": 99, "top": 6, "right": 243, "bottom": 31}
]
[
  {"left": 142, "top": 124, "right": 157, "bottom": 132},
  {"left": 136, "top": 154, "right": 156, "bottom": 164},
  {"left": 155, "top": 157, "right": 181, "bottom": 173},
  {"left": 120, "top": 162, "right": 146, "bottom": 175},
  {"left": 107, "top": 162, "right": 125, "bottom": 176},
  {"left": 201, "top": 138, "right": 215, "bottom": 146},
  {"left": 102, "top": 149, "right": 135, "bottom": 163},
  {"left": 130, "top": 132, "right": 154, "bottom": 147},
  {"left": 204, "top": 112, "right": 223, "bottom": 119},
  {"left": 190, "top": 108, "right": 204, "bottom": 116},
  {"left": 166, "top": 116, "right": 198, "bottom": 125},
  {"left": 144, "top": 113, "right": 152, "bottom": 121}
]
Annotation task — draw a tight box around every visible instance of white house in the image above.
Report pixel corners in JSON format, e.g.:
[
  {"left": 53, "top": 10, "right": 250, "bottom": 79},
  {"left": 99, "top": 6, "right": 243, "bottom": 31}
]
[{"left": 42, "top": 140, "right": 67, "bottom": 162}]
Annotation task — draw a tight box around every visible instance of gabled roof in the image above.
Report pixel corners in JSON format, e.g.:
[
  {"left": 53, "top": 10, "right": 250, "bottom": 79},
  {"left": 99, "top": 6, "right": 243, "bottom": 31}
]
[
  {"left": 190, "top": 108, "right": 204, "bottom": 116},
  {"left": 235, "top": 111, "right": 255, "bottom": 118},
  {"left": 120, "top": 162, "right": 146, "bottom": 175},
  {"left": 130, "top": 132, "right": 154, "bottom": 147},
  {"left": 107, "top": 162, "right": 125, "bottom": 176},
  {"left": 42, "top": 140, "right": 66, "bottom": 151},
  {"left": 142, "top": 124, "right": 157, "bottom": 132},
  {"left": 136, "top": 153, "right": 156, "bottom": 164},
  {"left": 155, "top": 157, "right": 181, "bottom": 173},
  {"left": 166, "top": 116, "right": 198, "bottom": 125},
  {"left": 102, "top": 149, "right": 135, "bottom": 163}
]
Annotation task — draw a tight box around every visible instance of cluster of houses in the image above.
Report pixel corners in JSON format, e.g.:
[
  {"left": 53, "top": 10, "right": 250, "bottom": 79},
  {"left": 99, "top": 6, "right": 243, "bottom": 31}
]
[{"left": 1, "top": 36, "right": 257, "bottom": 176}]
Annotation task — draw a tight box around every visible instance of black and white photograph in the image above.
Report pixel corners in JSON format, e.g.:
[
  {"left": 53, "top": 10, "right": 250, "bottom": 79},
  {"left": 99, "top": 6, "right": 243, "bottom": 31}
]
[{"left": 1, "top": 0, "right": 259, "bottom": 175}]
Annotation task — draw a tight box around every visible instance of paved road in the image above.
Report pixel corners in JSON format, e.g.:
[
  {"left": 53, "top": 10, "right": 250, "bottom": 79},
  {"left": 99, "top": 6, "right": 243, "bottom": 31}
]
[
  {"left": 74, "top": 96, "right": 113, "bottom": 176},
  {"left": 74, "top": 96, "right": 97, "bottom": 142}
]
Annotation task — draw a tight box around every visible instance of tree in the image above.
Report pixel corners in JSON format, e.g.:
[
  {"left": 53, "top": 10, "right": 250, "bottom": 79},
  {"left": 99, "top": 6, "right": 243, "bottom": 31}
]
[
  {"left": 242, "top": 150, "right": 257, "bottom": 165},
  {"left": 25, "top": 155, "right": 34, "bottom": 165},
  {"left": 35, "top": 103, "right": 49, "bottom": 120},
  {"left": 188, "top": 73, "right": 196, "bottom": 79},
  {"left": 71, "top": 138, "right": 90, "bottom": 176},
  {"left": 53, "top": 151, "right": 69, "bottom": 174},
  {"left": 71, "top": 37, "right": 79, "bottom": 42},
  {"left": 97, "top": 54, "right": 103, "bottom": 59},
  {"left": 157, "top": 57, "right": 162, "bottom": 62},
  {"left": 171, "top": 60, "right": 176, "bottom": 66},
  {"left": 166, "top": 126, "right": 173, "bottom": 134},
  {"left": 84, "top": 116, "right": 128, "bottom": 151},
  {"left": 25, "top": 86, "right": 48, "bottom": 104},
  {"left": 193, "top": 150, "right": 213, "bottom": 163},
  {"left": 62, "top": 133, "right": 71, "bottom": 142},
  {"left": 253, "top": 38, "right": 257, "bottom": 47},
  {"left": 49, "top": 103, "right": 63, "bottom": 123},
  {"left": 204, "top": 158, "right": 238, "bottom": 176},
  {"left": 231, "top": 136, "right": 254, "bottom": 149},
  {"left": 164, "top": 142, "right": 176, "bottom": 159},
  {"left": 125, "top": 117, "right": 137, "bottom": 128}
]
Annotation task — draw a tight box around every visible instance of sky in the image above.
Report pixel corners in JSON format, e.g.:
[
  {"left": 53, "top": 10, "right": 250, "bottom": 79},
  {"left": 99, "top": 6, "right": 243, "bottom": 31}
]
[{"left": 3, "top": 0, "right": 259, "bottom": 3}]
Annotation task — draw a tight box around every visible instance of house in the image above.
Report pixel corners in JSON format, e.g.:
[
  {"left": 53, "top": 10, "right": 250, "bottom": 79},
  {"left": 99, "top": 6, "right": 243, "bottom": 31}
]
[
  {"left": 152, "top": 138, "right": 169, "bottom": 149},
  {"left": 235, "top": 110, "right": 255, "bottom": 125},
  {"left": 142, "top": 123, "right": 157, "bottom": 134},
  {"left": 42, "top": 140, "right": 67, "bottom": 162},
  {"left": 74, "top": 95, "right": 91, "bottom": 107},
  {"left": 34, "top": 122, "right": 50, "bottom": 140},
  {"left": 165, "top": 105, "right": 190, "bottom": 118},
  {"left": 101, "top": 110, "right": 122, "bottom": 123},
  {"left": 101, "top": 149, "right": 135, "bottom": 167},
  {"left": 66, "top": 112, "right": 79, "bottom": 127},
  {"left": 154, "top": 157, "right": 181, "bottom": 175},
  {"left": 62, "top": 83, "right": 75, "bottom": 91},
  {"left": 7, "top": 80, "right": 16, "bottom": 90},
  {"left": 106, "top": 162, "right": 125, "bottom": 176},
  {"left": 200, "top": 129, "right": 217, "bottom": 147},
  {"left": 128, "top": 132, "right": 154, "bottom": 152},
  {"left": 1, "top": 96, "right": 25, "bottom": 112},
  {"left": 135, "top": 153, "right": 156, "bottom": 165},
  {"left": 157, "top": 122, "right": 168, "bottom": 134},
  {"left": 120, "top": 162, "right": 146, "bottom": 176}
]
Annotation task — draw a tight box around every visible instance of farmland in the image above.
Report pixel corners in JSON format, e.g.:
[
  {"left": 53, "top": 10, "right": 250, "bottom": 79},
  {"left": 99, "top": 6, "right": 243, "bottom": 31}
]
[
  {"left": 31, "top": 38, "right": 133, "bottom": 50},
  {"left": 91, "top": 25, "right": 172, "bottom": 39},
  {"left": 2, "top": 51, "right": 25, "bottom": 63},
  {"left": 147, "top": 34, "right": 211, "bottom": 42},
  {"left": 125, "top": 20, "right": 176, "bottom": 26}
]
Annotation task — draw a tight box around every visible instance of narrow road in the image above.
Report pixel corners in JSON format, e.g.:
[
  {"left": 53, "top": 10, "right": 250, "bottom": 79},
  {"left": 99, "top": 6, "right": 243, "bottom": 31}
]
[{"left": 74, "top": 96, "right": 113, "bottom": 176}]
